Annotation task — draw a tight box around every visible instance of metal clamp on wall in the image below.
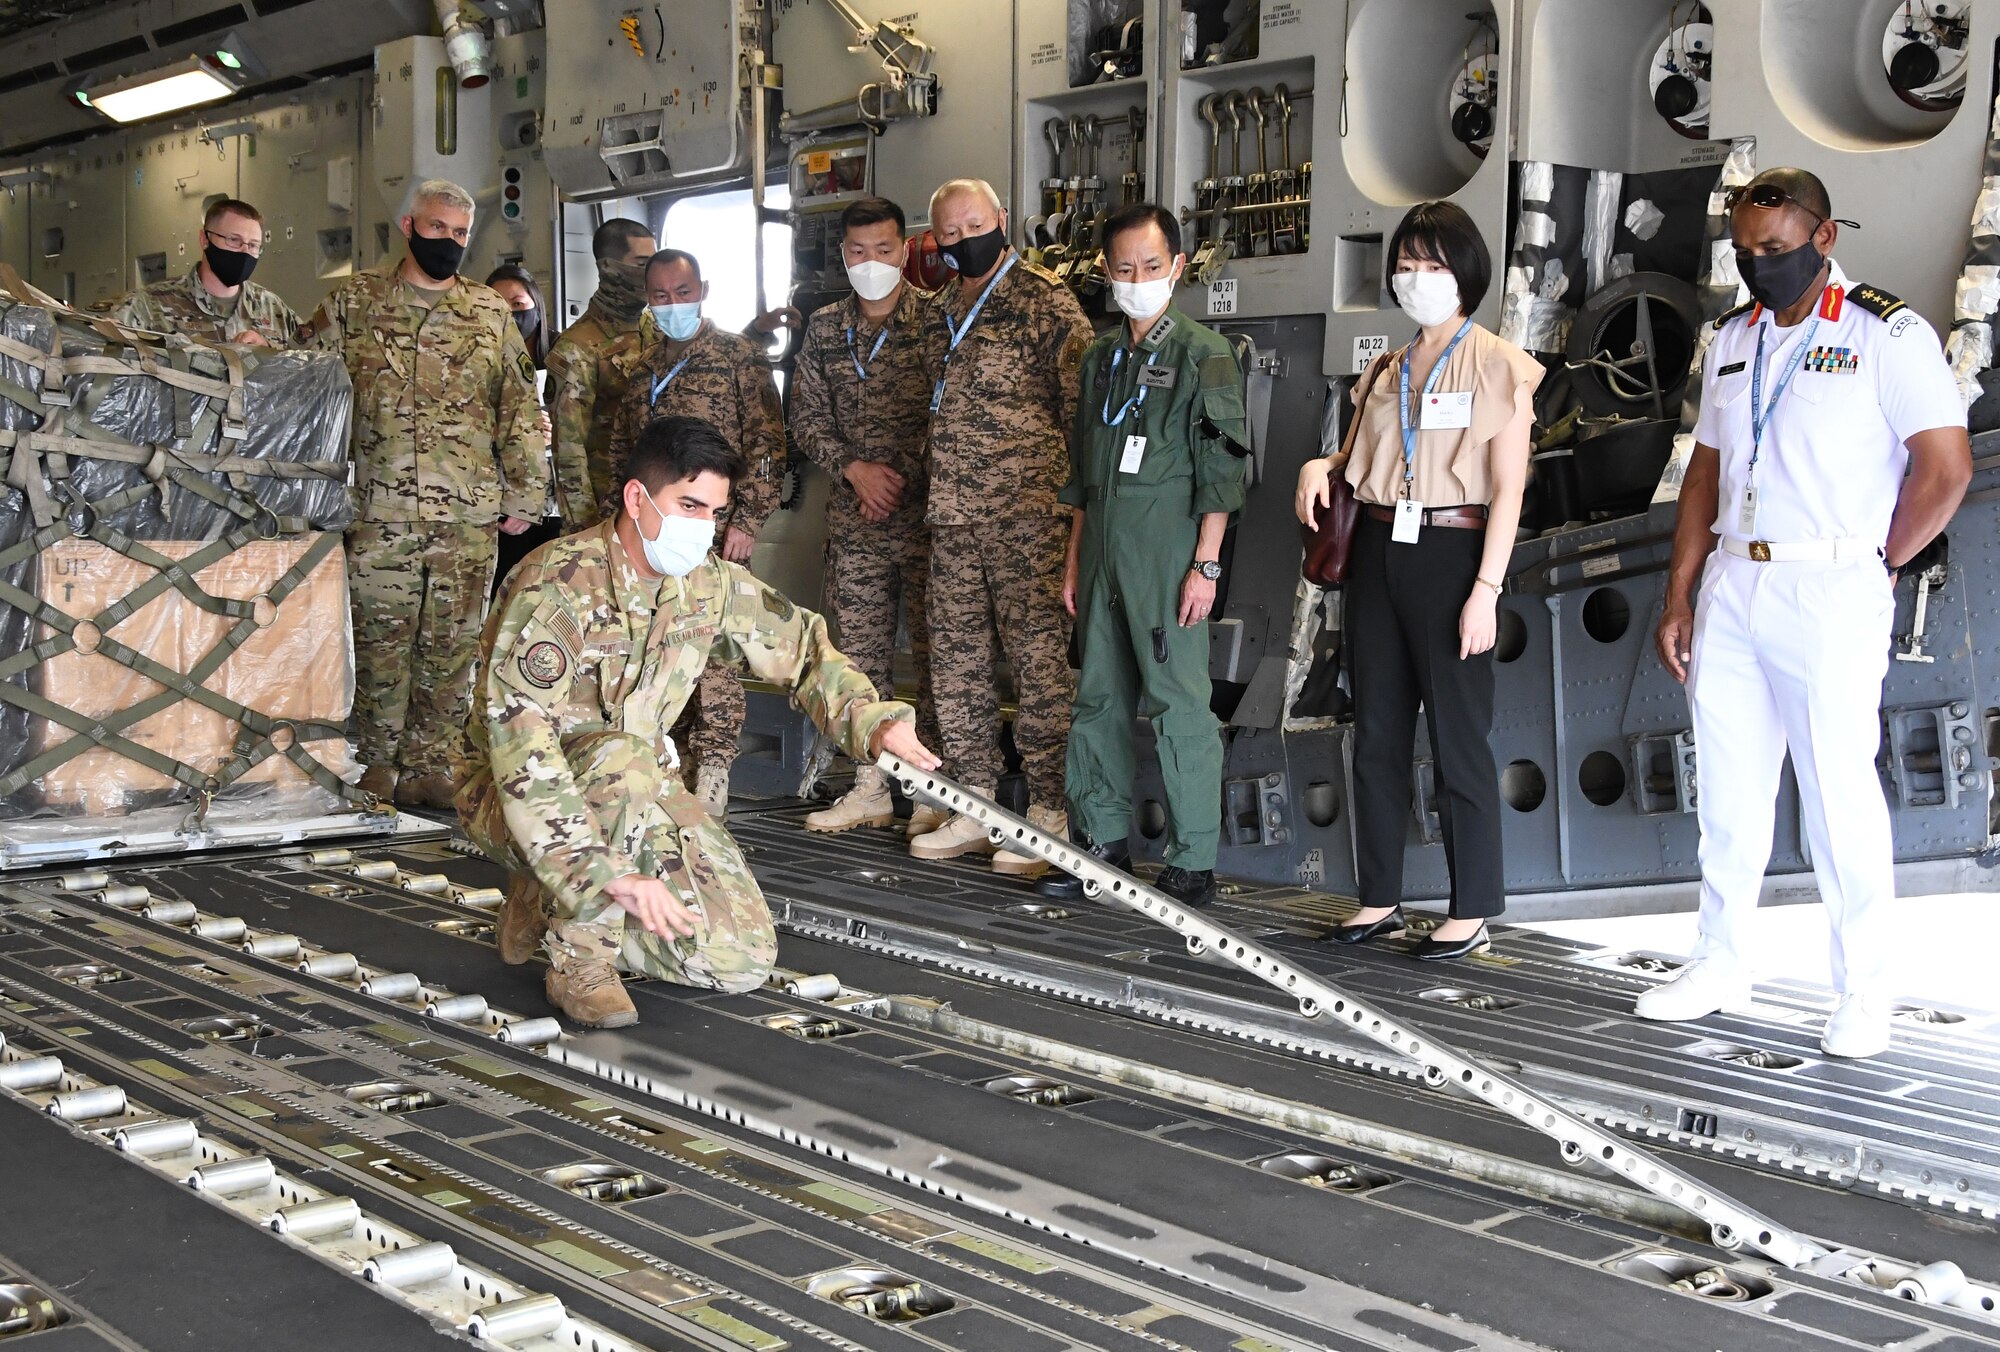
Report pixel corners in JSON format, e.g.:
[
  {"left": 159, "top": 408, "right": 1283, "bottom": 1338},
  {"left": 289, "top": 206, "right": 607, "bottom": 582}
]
[{"left": 876, "top": 750, "right": 1827, "bottom": 1270}]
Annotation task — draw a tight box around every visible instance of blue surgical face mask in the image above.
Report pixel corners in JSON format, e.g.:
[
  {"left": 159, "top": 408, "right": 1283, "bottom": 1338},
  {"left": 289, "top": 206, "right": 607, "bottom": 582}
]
[
  {"left": 640, "top": 485, "right": 716, "bottom": 577},
  {"left": 649, "top": 301, "right": 702, "bottom": 342}
]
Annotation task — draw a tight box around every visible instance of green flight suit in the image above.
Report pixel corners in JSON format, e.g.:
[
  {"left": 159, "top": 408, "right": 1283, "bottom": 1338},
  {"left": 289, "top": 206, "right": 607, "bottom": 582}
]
[{"left": 1059, "top": 306, "right": 1248, "bottom": 869}]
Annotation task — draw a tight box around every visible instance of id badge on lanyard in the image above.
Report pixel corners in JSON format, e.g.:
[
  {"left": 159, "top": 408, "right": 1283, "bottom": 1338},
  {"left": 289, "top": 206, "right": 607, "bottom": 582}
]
[
  {"left": 1742, "top": 316, "right": 1819, "bottom": 538},
  {"left": 1395, "top": 319, "right": 1473, "bottom": 543}
]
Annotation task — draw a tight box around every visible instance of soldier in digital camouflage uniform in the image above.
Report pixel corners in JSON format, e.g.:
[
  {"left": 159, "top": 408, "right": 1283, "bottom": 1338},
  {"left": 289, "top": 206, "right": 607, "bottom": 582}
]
[
  {"left": 911, "top": 178, "right": 1092, "bottom": 877},
  {"left": 608, "top": 247, "right": 788, "bottom": 815},
  {"left": 458, "top": 415, "right": 938, "bottom": 1027},
  {"left": 99, "top": 197, "right": 301, "bottom": 347},
  {"left": 789, "top": 195, "right": 947, "bottom": 837},
  {"left": 305, "top": 178, "right": 547, "bottom": 810},
  {"left": 547, "top": 218, "right": 657, "bottom": 529}
]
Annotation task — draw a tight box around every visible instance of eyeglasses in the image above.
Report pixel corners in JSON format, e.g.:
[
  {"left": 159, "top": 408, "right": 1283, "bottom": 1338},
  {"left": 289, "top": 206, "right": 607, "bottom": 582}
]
[
  {"left": 1722, "top": 184, "right": 1859, "bottom": 229},
  {"left": 204, "top": 228, "right": 263, "bottom": 256}
]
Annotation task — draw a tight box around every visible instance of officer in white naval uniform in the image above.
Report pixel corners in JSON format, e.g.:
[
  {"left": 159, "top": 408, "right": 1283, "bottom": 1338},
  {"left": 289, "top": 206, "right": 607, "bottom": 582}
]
[{"left": 1643, "top": 168, "right": 1970, "bottom": 1059}]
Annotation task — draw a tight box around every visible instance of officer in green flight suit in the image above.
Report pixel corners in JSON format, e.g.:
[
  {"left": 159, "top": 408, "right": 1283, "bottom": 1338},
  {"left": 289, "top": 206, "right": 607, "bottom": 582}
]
[{"left": 1040, "top": 202, "right": 1249, "bottom": 907}]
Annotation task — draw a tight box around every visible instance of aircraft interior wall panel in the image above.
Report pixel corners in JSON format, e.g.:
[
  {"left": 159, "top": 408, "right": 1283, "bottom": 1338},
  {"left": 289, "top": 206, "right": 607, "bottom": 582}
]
[
  {"left": 32, "top": 148, "right": 125, "bottom": 307},
  {"left": 462, "top": 31, "right": 556, "bottom": 291},
  {"left": 229, "top": 82, "right": 369, "bottom": 307},
  {"left": 774, "top": 0, "right": 1020, "bottom": 225},
  {"left": 1150, "top": 0, "right": 1516, "bottom": 379},
  {"left": 0, "top": 175, "right": 30, "bottom": 283},
  {"left": 1517, "top": 0, "right": 1734, "bottom": 174},
  {"left": 1707, "top": 0, "right": 1998, "bottom": 326}
]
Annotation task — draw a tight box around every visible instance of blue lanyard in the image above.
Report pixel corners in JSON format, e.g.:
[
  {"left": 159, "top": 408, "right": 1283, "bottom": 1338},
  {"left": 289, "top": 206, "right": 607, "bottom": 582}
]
[
  {"left": 846, "top": 321, "right": 889, "bottom": 380},
  {"left": 1100, "top": 347, "right": 1150, "bottom": 426},
  {"left": 930, "top": 252, "right": 1019, "bottom": 413},
  {"left": 1397, "top": 319, "right": 1473, "bottom": 493},
  {"left": 649, "top": 351, "right": 695, "bottom": 406},
  {"left": 1747, "top": 317, "right": 1820, "bottom": 475}
]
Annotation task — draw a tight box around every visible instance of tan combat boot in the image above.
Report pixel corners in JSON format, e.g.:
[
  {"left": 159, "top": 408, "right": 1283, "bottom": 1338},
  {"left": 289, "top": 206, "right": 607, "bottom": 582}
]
[
  {"left": 356, "top": 764, "right": 398, "bottom": 803},
  {"left": 905, "top": 803, "right": 949, "bottom": 839},
  {"left": 498, "top": 872, "right": 549, "bottom": 966},
  {"left": 395, "top": 772, "right": 457, "bottom": 811},
  {"left": 542, "top": 923, "right": 637, "bottom": 1028},
  {"left": 805, "top": 765, "right": 896, "bottom": 833},
  {"left": 992, "top": 805, "right": 1067, "bottom": 878},
  {"left": 909, "top": 811, "right": 998, "bottom": 861}
]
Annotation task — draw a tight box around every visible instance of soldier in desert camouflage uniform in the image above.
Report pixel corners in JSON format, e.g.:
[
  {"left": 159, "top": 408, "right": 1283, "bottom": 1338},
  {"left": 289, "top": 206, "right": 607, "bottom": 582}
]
[
  {"left": 910, "top": 178, "right": 1092, "bottom": 877},
  {"left": 547, "top": 218, "right": 657, "bottom": 529},
  {"left": 608, "top": 248, "right": 789, "bottom": 815},
  {"left": 305, "top": 178, "right": 546, "bottom": 810},
  {"left": 789, "top": 195, "right": 946, "bottom": 837},
  {"left": 458, "top": 415, "right": 939, "bottom": 1027},
  {"left": 100, "top": 198, "right": 301, "bottom": 347}
]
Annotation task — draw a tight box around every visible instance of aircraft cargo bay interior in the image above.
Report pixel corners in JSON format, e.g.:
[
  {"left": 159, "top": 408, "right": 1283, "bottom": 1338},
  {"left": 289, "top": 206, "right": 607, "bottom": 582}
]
[{"left": 2, "top": 2, "right": 2000, "bottom": 1350}]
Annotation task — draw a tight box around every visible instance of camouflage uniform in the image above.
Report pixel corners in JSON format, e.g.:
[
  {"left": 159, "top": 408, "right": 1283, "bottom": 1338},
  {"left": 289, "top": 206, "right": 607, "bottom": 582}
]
[
  {"left": 609, "top": 323, "right": 788, "bottom": 779},
  {"left": 922, "top": 255, "right": 1091, "bottom": 802},
  {"left": 305, "top": 260, "right": 547, "bottom": 780},
  {"left": 99, "top": 266, "right": 303, "bottom": 346},
  {"left": 789, "top": 285, "right": 942, "bottom": 753},
  {"left": 457, "top": 520, "right": 912, "bottom": 990},
  {"left": 545, "top": 298, "right": 653, "bottom": 529}
]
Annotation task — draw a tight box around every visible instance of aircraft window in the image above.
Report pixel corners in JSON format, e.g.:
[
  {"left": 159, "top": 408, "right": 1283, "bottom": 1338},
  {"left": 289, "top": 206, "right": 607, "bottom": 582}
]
[{"left": 664, "top": 183, "right": 795, "bottom": 356}]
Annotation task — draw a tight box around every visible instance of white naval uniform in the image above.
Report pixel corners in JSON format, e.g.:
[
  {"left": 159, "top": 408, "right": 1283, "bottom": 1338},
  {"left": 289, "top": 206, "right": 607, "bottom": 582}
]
[{"left": 1686, "top": 261, "right": 1964, "bottom": 996}]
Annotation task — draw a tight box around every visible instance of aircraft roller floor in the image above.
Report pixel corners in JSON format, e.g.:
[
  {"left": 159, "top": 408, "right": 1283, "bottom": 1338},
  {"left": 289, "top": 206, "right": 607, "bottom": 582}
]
[{"left": 3, "top": 820, "right": 2000, "bottom": 1351}]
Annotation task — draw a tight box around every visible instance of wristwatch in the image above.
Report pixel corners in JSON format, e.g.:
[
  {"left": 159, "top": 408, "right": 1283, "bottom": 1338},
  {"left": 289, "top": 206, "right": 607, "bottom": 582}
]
[{"left": 1192, "top": 560, "right": 1222, "bottom": 581}]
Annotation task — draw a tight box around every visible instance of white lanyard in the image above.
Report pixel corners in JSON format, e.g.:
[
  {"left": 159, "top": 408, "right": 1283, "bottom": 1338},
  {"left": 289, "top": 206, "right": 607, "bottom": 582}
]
[{"left": 649, "top": 351, "right": 695, "bottom": 406}]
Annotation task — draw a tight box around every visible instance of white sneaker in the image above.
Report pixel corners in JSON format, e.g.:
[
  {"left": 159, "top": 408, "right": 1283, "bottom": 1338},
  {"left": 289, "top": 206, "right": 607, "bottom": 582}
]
[
  {"left": 1632, "top": 959, "right": 1754, "bottom": 1022},
  {"left": 905, "top": 803, "right": 949, "bottom": 839},
  {"left": 992, "top": 806, "right": 1067, "bottom": 878},
  {"left": 804, "top": 766, "right": 895, "bottom": 833},
  {"left": 908, "top": 811, "right": 997, "bottom": 860},
  {"left": 1821, "top": 994, "right": 1892, "bottom": 1059},
  {"left": 696, "top": 764, "right": 730, "bottom": 818}
]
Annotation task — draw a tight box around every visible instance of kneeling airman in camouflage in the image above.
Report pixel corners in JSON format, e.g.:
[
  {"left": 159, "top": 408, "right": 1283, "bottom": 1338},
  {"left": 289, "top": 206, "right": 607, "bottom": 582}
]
[{"left": 458, "top": 415, "right": 940, "bottom": 1027}]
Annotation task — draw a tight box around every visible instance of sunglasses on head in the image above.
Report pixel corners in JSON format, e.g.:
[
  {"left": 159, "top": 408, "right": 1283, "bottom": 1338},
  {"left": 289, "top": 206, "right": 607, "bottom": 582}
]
[{"left": 1722, "top": 183, "right": 1859, "bottom": 229}]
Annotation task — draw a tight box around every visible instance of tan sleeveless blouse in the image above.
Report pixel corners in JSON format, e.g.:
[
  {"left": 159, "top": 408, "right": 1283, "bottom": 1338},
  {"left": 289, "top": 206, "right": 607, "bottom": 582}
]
[{"left": 1343, "top": 323, "right": 1543, "bottom": 508}]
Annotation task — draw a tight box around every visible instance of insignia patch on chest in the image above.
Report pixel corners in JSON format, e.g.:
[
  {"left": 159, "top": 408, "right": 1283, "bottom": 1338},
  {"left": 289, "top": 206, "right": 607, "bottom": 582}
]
[
  {"left": 762, "top": 590, "right": 795, "bottom": 621},
  {"left": 518, "top": 640, "right": 570, "bottom": 688},
  {"left": 1805, "top": 345, "right": 1858, "bottom": 374}
]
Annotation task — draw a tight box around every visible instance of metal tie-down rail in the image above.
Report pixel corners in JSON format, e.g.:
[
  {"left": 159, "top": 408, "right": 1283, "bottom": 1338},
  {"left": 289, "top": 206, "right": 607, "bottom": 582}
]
[{"left": 878, "top": 753, "right": 1830, "bottom": 1270}]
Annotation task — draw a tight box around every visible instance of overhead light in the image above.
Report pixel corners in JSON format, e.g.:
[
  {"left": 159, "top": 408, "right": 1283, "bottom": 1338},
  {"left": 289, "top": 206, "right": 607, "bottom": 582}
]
[
  {"left": 211, "top": 30, "right": 269, "bottom": 81},
  {"left": 83, "top": 55, "right": 243, "bottom": 125}
]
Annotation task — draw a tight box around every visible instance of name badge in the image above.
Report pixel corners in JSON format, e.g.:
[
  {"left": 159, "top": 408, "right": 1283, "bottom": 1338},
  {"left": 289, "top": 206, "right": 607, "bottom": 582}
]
[
  {"left": 1392, "top": 498, "right": 1424, "bottom": 543},
  {"left": 1420, "top": 391, "right": 1473, "bottom": 430},
  {"left": 1738, "top": 485, "right": 1758, "bottom": 536},
  {"left": 1119, "top": 434, "right": 1147, "bottom": 474},
  {"left": 1138, "top": 363, "right": 1178, "bottom": 389}
]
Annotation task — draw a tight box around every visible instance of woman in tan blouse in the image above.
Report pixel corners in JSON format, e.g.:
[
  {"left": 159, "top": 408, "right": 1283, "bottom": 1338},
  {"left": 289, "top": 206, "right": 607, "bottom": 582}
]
[{"left": 1296, "top": 200, "right": 1541, "bottom": 960}]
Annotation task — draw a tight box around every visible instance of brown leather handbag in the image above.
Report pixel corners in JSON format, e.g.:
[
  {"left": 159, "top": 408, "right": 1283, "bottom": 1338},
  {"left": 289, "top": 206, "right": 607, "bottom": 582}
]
[{"left": 1300, "top": 354, "right": 1389, "bottom": 586}]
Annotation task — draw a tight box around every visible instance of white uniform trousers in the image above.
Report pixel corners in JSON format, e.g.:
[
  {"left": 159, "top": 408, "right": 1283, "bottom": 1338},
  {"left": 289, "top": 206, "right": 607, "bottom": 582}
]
[{"left": 1687, "top": 549, "right": 1896, "bottom": 996}]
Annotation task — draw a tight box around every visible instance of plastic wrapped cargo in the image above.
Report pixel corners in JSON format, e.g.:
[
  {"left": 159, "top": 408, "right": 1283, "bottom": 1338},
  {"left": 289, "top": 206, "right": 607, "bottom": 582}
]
[{"left": 0, "top": 269, "right": 377, "bottom": 863}]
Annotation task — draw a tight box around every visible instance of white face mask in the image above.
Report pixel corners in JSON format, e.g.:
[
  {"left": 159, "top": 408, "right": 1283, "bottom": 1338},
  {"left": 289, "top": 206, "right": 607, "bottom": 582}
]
[
  {"left": 639, "top": 486, "right": 716, "bottom": 577},
  {"left": 650, "top": 301, "right": 702, "bottom": 342},
  {"left": 845, "top": 259, "right": 903, "bottom": 302},
  {"left": 1110, "top": 267, "right": 1180, "bottom": 321},
  {"left": 1392, "top": 270, "right": 1462, "bottom": 328}
]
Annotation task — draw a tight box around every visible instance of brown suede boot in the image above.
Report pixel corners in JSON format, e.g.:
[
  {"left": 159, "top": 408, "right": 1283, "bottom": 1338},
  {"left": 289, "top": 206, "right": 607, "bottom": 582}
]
[
  {"left": 395, "top": 772, "right": 457, "bottom": 811},
  {"left": 498, "top": 873, "right": 550, "bottom": 966},
  {"left": 356, "top": 764, "right": 398, "bottom": 803},
  {"left": 542, "top": 923, "right": 637, "bottom": 1028}
]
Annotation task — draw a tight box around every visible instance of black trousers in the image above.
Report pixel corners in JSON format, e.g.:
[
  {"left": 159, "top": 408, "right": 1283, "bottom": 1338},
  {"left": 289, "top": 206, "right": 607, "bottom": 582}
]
[{"left": 1347, "top": 513, "right": 1505, "bottom": 919}]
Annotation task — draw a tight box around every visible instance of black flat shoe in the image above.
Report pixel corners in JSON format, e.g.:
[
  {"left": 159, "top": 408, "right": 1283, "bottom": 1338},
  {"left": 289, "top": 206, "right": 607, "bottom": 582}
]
[
  {"left": 1325, "top": 907, "right": 1406, "bottom": 945},
  {"left": 1411, "top": 922, "right": 1491, "bottom": 961},
  {"left": 1036, "top": 838, "right": 1131, "bottom": 899}
]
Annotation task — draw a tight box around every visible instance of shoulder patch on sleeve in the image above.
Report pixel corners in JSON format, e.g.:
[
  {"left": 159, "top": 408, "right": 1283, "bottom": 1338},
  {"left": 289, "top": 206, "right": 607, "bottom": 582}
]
[
  {"left": 517, "top": 640, "right": 569, "bottom": 688},
  {"left": 497, "top": 598, "right": 581, "bottom": 698},
  {"left": 1198, "top": 351, "right": 1242, "bottom": 390},
  {"left": 517, "top": 350, "right": 536, "bottom": 385},
  {"left": 1847, "top": 283, "right": 1908, "bottom": 323},
  {"left": 761, "top": 587, "right": 795, "bottom": 622},
  {"left": 1712, "top": 299, "right": 1755, "bottom": 331}
]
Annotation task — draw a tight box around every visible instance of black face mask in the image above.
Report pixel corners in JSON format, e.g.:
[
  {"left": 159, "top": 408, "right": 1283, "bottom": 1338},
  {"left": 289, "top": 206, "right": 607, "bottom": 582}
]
[
  {"left": 512, "top": 306, "right": 540, "bottom": 342},
  {"left": 1738, "top": 239, "right": 1825, "bottom": 312},
  {"left": 407, "top": 230, "right": 466, "bottom": 283},
  {"left": 940, "top": 223, "right": 1008, "bottom": 280},
  {"left": 204, "top": 242, "right": 258, "bottom": 288}
]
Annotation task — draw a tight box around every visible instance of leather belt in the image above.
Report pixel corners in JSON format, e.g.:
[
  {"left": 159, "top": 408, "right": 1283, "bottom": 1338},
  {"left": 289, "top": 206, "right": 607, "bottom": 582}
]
[
  {"left": 1364, "top": 504, "right": 1489, "bottom": 531},
  {"left": 1720, "top": 537, "right": 1877, "bottom": 563}
]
